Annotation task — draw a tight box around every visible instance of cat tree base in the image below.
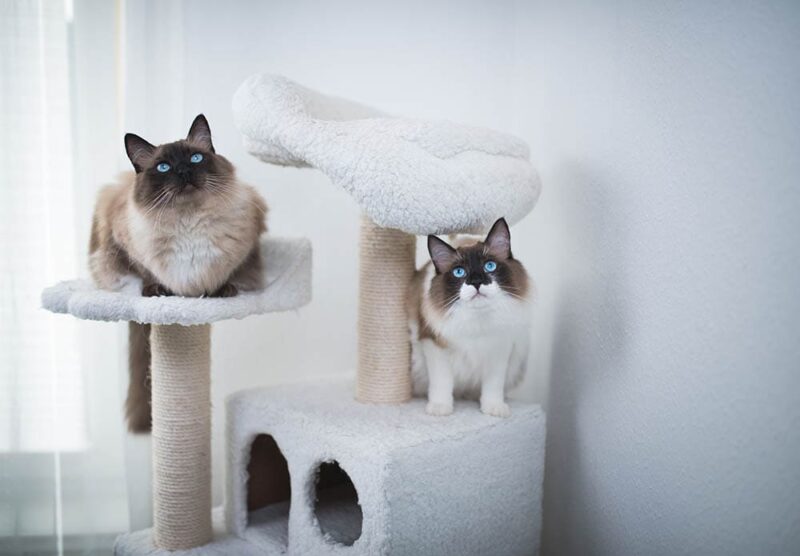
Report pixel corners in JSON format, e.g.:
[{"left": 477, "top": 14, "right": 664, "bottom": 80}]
[
  {"left": 115, "top": 380, "right": 545, "bottom": 556},
  {"left": 114, "top": 508, "right": 261, "bottom": 556}
]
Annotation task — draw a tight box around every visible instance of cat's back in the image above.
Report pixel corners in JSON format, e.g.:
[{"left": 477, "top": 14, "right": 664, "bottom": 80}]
[
  {"left": 407, "top": 261, "right": 433, "bottom": 322},
  {"left": 90, "top": 172, "right": 133, "bottom": 252}
]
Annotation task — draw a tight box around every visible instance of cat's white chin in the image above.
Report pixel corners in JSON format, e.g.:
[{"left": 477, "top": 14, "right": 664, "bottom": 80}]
[{"left": 462, "top": 294, "right": 486, "bottom": 304}]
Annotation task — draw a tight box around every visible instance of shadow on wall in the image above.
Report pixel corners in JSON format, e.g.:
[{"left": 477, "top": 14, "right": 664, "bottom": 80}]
[{"left": 541, "top": 161, "right": 632, "bottom": 556}]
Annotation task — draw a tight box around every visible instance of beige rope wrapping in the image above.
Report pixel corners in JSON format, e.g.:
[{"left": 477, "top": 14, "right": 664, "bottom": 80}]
[
  {"left": 150, "top": 324, "right": 213, "bottom": 550},
  {"left": 356, "top": 216, "right": 416, "bottom": 403}
]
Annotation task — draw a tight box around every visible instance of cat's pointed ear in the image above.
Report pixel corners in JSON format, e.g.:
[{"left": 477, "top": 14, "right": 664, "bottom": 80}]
[
  {"left": 187, "top": 114, "right": 214, "bottom": 153},
  {"left": 485, "top": 217, "right": 512, "bottom": 259},
  {"left": 428, "top": 235, "right": 459, "bottom": 274},
  {"left": 124, "top": 133, "right": 156, "bottom": 173}
]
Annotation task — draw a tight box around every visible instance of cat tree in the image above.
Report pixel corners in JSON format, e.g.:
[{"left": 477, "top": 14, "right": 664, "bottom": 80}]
[{"left": 42, "top": 74, "right": 545, "bottom": 555}]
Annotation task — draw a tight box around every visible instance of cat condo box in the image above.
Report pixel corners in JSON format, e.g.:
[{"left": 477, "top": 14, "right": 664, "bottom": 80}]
[{"left": 226, "top": 381, "right": 546, "bottom": 556}]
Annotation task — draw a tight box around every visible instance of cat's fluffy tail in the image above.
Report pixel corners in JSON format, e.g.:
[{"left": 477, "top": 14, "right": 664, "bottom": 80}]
[{"left": 126, "top": 322, "right": 152, "bottom": 433}]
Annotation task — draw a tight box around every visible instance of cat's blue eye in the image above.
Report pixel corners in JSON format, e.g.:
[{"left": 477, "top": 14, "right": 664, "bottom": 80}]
[
  {"left": 452, "top": 267, "right": 466, "bottom": 278},
  {"left": 484, "top": 261, "right": 497, "bottom": 272},
  {"left": 156, "top": 162, "right": 170, "bottom": 173},
  {"left": 190, "top": 153, "right": 203, "bottom": 163}
]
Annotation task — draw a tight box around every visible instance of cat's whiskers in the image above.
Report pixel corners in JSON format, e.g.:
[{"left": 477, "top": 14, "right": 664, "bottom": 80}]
[
  {"left": 153, "top": 190, "right": 175, "bottom": 231},
  {"left": 500, "top": 286, "right": 528, "bottom": 302},
  {"left": 206, "top": 177, "right": 267, "bottom": 214},
  {"left": 203, "top": 178, "right": 239, "bottom": 205},
  {"left": 203, "top": 178, "right": 234, "bottom": 195},
  {"left": 205, "top": 177, "right": 267, "bottom": 216},
  {"left": 209, "top": 188, "right": 244, "bottom": 216},
  {"left": 442, "top": 292, "right": 462, "bottom": 313},
  {"left": 142, "top": 193, "right": 173, "bottom": 233},
  {"left": 202, "top": 181, "right": 235, "bottom": 211},
  {"left": 142, "top": 188, "right": 173, "bottom": 217}
]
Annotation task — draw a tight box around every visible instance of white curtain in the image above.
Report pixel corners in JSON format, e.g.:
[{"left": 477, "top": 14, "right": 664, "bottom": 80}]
[
  {"left": 0, "top": 0, "right": 85, "bottom": 454},
  {"left": 0, "top": 0, "right": 131, "bottom": 553}
]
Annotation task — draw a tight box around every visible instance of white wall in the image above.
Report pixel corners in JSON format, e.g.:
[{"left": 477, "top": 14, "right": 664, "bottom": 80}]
[
  {"left": 513, "top": 1, "right": 800, "bottom": 554},
  {"left": 125, "top": 0, "right": 799, "bottom": 553}
]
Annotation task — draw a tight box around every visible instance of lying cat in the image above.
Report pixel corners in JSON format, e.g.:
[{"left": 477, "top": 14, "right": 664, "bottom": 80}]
[
  {"left": 408, "top": 218, "right": 532, "bottom": 417},
  {"left": 89, "top": 114, "right": 267, "bottom": 432}
]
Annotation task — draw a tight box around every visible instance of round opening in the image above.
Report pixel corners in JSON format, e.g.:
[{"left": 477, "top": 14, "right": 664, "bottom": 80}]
[
  {"left": 313, "top": 460, "right": 363, "bottom": 545},
  {"left": 246, "top": 434, "right": 290, "bottom": 548}
]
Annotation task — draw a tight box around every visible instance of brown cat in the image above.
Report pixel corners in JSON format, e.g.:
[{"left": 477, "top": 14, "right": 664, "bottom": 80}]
[{"left": 89, "top": 114, "right": 267, "bottom": 432}]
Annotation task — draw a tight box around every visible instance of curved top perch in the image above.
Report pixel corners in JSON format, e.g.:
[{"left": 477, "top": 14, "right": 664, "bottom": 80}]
[
  {"left": 232, "top": 74, "right": 541, "bottom": 235},
  {"left": 41, "top": 237, "right": 311, "bottom": 326}
]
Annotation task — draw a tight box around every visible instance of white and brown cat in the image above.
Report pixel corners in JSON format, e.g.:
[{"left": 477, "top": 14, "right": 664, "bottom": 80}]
[
  {"left": 408, "top": 218, "right": 532, "bottom": 417},
  {"left": 89, "top": 114, "right": 267, "bottom": 432}
]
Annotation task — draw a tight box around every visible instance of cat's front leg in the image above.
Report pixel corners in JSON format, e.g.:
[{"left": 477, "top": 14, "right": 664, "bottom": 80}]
[
  {"left": 142, "top": 283, "right": 173, "bottom": 297},
  {"left": 480, "top": 344, "right": 513, "bottom": 417},
  {"left": 422, "top": 340, "right": 454, "bottom": 416},
  {"left": 209, "top": 282, "right": 238, "bottom": 298}
]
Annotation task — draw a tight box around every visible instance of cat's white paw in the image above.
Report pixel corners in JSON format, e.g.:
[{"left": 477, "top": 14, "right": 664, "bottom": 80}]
[
  {"left": 481, "top": 401, "right": 511, "bottom": 418},
  {"left": 426, "top": 401, "right": 454, "bottom": 416}
]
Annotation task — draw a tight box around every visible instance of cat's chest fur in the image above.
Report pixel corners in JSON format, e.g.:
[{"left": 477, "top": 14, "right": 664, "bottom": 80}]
[
  {"left": 157, "top": 213, "right": 222, "bottom": 288},
  {"left": 437, "top": 304, "right": 529, "bottom": 393},
  {"left": 126, "top": 200, "right": 250, "bottom": 296}
]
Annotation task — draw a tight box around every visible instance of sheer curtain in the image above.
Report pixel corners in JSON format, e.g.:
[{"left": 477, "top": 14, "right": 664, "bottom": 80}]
[{"left": 0, "top": 1, "right": 130, "bottom": 553}]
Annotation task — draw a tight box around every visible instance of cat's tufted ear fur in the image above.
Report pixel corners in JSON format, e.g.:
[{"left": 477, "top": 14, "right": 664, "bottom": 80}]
[
  {"left": 484, "top": 217, "right": 512, "bottom": 259},
  {"left": 124, "top": 133, "right": 156, "bottom": 174},
  {"left": 427, "top": 235, "right": 459, "bottom": 274},
  {"left": 187, "top": 114, "right": 215, "bottom": 153}
]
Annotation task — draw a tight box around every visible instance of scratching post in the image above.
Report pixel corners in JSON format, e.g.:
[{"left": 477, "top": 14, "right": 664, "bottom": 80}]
[
  {"left": 150, "top": 324, "right": 212, "bottom": 549},
  {"left": 357, "top": 216, "right": 415, "bottom": 403}
]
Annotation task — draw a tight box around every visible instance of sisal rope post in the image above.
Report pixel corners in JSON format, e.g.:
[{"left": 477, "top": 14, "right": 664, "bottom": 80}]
[
  {"left": 356, "top": 215, "right": 416, "bottom": 404},
  {"left": 150, "top": 324, "right": 213, "bottom": 550}
]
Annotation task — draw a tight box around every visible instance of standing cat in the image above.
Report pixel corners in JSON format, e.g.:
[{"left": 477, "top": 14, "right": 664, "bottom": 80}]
[
  {"left": 408, "top": 218, "right": 532, "bottom": 417},
  {"left": 89, "top": 114, "right": 267, "bottom": 432}
]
